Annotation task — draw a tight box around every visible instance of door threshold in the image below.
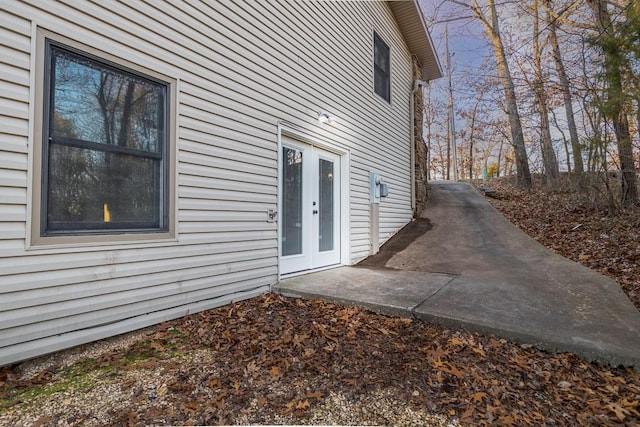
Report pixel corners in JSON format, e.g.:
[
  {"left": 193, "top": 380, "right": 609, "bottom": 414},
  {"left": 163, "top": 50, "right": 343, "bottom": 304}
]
[{"left": 278, "top": 263, "right": 343, "bottom": 280}]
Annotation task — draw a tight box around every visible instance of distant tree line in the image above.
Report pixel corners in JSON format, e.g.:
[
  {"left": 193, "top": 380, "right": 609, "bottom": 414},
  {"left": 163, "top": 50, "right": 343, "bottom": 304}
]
[{"left": 427, "top": 0, "right": 640, "bottom": 208}]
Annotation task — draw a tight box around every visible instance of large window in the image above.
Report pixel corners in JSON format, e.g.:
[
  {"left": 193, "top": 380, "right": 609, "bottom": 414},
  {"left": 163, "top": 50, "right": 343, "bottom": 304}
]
[
  {"left": 39, "top": 39, "right": 171, "bottom": 237},
  {"left": 373, "top": 32, "right": 390, "bottom": 102}
]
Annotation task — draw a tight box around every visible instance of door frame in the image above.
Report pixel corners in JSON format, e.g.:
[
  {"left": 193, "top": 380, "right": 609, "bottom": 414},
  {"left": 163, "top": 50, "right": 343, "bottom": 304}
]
[{"left": 277, "top": 123, "right": 350, "bottom": 278}]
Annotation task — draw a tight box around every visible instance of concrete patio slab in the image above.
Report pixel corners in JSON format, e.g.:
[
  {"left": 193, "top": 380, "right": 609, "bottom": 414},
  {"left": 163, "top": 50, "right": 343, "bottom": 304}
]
[
  {"left": 276, "top": 267, "right": 455, "bottom": 317},
  {"left": 274, "top": 182, "right": 640, "bottom": 367}
]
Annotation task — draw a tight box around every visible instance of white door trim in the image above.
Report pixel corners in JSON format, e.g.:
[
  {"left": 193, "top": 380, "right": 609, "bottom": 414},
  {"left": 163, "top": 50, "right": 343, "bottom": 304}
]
[{"left": 277, "top": 123, "right": 350, "bottom": 279}]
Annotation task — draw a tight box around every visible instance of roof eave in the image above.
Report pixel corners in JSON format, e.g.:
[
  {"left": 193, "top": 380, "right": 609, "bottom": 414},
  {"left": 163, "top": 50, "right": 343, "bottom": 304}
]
[{"left": 387, "top": 0, "right": 443, "bottom": 81}]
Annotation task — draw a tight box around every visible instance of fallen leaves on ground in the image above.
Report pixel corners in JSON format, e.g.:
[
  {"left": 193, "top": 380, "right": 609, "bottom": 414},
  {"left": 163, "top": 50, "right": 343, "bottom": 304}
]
[
  {"left": 2, "top": 175, "right": 640, "bottom": 425},
  {"left": 1, "top": 293, "right": 639, "bottom": 426}
]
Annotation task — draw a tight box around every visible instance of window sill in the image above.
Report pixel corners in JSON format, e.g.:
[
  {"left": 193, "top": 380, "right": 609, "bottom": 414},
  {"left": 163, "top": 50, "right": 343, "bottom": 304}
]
[{"left": 27, "top": 232, "right": 178, "bottom": 253}]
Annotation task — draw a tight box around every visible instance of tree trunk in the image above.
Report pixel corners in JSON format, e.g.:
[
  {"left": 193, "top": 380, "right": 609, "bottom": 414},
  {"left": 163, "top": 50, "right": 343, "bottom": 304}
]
[
  {"left": 483, "top": 0, "right": 532, "bottom": 187},
  {"left": 587, "top": 0, "right": 638, "bottom": 205},
  {"left": 545, "top": 0, "right": 584, "bottom": 176},
  {"left": 468, "top": 93, "right": 482, "bottom": 180},
  {"left": 533, "top": 0, "right": 560, "bottom": 188},
  {"left": 446, "top": 103, "right": 451, "bottom": 180},
  {"left": 118, "top": 81, "right": 136, "bottom": 147},
  {"left": 552, "top": 108, "right": 572, "bottom": 173}
]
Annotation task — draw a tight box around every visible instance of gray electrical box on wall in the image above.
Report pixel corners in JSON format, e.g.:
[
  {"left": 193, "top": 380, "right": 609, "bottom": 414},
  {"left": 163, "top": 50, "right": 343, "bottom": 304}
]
[
  {"left": 370, "top": 172, "right": 389, "bottom": 204},
  {"left": 379, "top": 183, "right": 389, "bottom": 198}
]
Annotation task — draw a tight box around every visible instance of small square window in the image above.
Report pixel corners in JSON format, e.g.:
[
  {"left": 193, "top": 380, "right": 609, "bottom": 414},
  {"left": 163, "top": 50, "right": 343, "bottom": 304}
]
[
  {"left": 373, "top": 32, "right": 390, "bottom": 102},
  {"left": 40, "top": 40, "right": 171, "bottom": 237}
]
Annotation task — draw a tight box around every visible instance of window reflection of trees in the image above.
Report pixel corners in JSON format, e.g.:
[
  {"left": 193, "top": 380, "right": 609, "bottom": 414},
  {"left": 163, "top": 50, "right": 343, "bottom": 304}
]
[{"left": 52, "top": 49, "right": 161, "bottom": 151}]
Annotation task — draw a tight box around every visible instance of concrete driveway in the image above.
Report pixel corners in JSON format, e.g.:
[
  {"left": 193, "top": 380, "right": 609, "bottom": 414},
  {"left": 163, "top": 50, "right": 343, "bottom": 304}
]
[{"left": 274, "top": 182, "right": 640, "bottom": 367}]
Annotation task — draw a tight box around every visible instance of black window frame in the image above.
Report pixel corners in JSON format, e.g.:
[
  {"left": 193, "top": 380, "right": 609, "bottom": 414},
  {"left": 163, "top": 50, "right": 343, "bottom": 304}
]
[
  {"left": 41, "top": 39, "right": 171, "bottom": 237},
  {"left": 373, "top": 32, "right": 391, "bottom": 103}
]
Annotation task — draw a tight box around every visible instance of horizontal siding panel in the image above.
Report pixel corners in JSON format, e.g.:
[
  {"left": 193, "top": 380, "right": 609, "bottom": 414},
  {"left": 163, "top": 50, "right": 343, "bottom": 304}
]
[
  {"left": 180, "top": 151, "right": 277, "bottom": 186},
  {"left": 1, "top": 116, "right": 28, "bottom": 138},
  {"left": 229, "top": 1, "right": 374, "bottom": 112},
  {"left": 0, "top": 26, "right": 30, "bottom": 54},
  {"left": 179, "top": 126, "right": 275, "bottom": 161},
  {"left": 37, "top": 0, "right": 408, "bottom": 174},
  {"left": 0, "top": 135, "right": 29, "bottom": 154},
  {"left": 1, "top": 276, "right": 272, "bottom": 346},
  {"left": 180, "top": 138, "right": 278, "bottom": 171},
  {"left": 0, "top": 239, "right": 276, "bottom": 276},
  {"left": 181, "top": 198, "right": 274, "bottom": 212},
  {"left": 235, "top": 9, "right": 408, "bottom": 155},
  {"left": 0, "top": 150, "right": 27, "bottom": 171},
  {"left": 178, "top": 105, "right": 277, "bottom": 152},
  {"left": 179, "top": 210, "right": 270, "bottom": 223},
  {"left": 58, "top": 1, "right": 309, "bottom": 128},
  {"left": 180, "top": 90, "right": 277, "bottom": 134},
  {"left": 0, "top": 80, "right": 29, "bottom": 104},
  {"left": 351, "top": 248, "right": 370, "bottom": 264},
  {"left": 0, "top": 97, "right": 29, "bottom": 120},
  {"left": 94, "top": 0, "right": 406, "bottom": 164},
  {"left": 178, "top": 230, "right": 277, "bottom": 245},
  {"left": 0, "top": 239, "right": 24, "bottom": 257},
  {"left": 1, "top": 262, "right": 275, "bottom": 326},
  {"left": 179, "top": 221, "right": 273, "bottom": 234},
  {"left": 0, "top": 45, "right": 30, "bottom": 72},
  {"left": 0, "top": 204, "right": 26, "bottom": 222},
  {"left": 0, "top": 9, "right": 31, "bottom": 36},
  {"left": 0, "top": 186, "right": 26, "bottom": 205},
  {"left": 0, "top": 168, "right": 27, "bottom": 187},
  {"left": 63, "top": 0, "right": 400, "bottom": 145},
  {"left": 268, "top": 1, "right": 410, "bottom": 132},
  {"left": 150, "top": 7, "right": 328, "bottom": 120},
  {"left": 8, "top": 2, "right": 235, "bottom": 92},
  {"left": 0, "top": 286, "right": 268, "bottom": 367},
  {"left": 179, "top": 186, "right": 276, "bottom": 204},
  {"left": 0, "top": 61, "right": 30, "bottom": 87},
  {"left": 0, "top": 252, "right": 276, "bottom": 293},
  {"left": 0, "top": 222, "right": 25, "bottom": 240},
  {"left": 352, "top": 156, "right": 411, "bottom": 185},
  {"left": 179, "top": 150, "right": 275, "bottom": 179},
  {"left": 1, "top": 267, "right": 276, "bottom": 311},
  {"left": 2, "top": 264, "right": 275, "bottom": 311},
  {"left": 179, "top": 175, "right": 275, "bottom": 196}
]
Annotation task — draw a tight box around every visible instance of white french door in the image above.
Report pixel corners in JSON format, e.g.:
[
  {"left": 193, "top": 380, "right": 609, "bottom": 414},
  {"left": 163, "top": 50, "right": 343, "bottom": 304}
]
[{"left": 280, "top": 137, "right": 341, "bottom": 275}]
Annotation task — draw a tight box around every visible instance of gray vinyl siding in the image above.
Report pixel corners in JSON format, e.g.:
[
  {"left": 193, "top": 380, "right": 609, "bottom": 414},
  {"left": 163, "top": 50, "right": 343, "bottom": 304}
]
[{"left": 0, "top": 0, "right": 417, "bottom": 365}]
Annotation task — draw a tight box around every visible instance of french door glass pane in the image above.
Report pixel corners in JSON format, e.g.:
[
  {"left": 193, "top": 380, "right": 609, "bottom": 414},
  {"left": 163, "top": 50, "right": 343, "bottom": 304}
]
[
  {"left": 282, "top": 147, "right": 303, "bottom": 256},
  {"left": 318, "top": 158, "right": 334, "bottom": 252}
]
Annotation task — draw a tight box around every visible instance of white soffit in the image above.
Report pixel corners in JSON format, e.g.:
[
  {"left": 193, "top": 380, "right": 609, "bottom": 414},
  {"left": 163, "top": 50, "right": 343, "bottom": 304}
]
[{"left": 387, "top": 0, "right": 443, "bottom": 81}]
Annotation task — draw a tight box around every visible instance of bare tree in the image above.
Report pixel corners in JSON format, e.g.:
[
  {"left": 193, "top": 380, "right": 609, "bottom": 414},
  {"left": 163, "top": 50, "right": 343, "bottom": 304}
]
[
  {"left": 451, "top": 0, "right": 532, "bottom": 187},
  {"left": 532, "top": 0, "right": 560, "bottom": 187},
  {"left": 544, "top": 0, "right": 585, "bottom": 176}
]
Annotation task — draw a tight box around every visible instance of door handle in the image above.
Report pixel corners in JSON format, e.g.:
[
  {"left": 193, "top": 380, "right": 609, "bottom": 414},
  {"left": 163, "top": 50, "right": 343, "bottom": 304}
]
[{"left": 313, "top": 210, "right": 318, "bottom": 215}]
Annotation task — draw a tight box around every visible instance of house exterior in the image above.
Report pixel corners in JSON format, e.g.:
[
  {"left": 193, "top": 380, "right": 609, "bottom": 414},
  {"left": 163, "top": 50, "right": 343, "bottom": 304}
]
[{"left": 0, "top": 0, "right": 442, "bottom": 366}]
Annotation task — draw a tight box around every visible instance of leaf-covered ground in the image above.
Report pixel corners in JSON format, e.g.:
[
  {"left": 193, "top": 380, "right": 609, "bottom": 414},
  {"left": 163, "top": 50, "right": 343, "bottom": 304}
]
[{"left": 1, "top": 177, "right": 639, "bottom": 426}]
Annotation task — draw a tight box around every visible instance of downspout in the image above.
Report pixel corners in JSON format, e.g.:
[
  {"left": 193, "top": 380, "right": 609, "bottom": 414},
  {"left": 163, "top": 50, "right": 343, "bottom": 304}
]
[{"left": 411, "top": 79, "right": 429, "bottom": 213}]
